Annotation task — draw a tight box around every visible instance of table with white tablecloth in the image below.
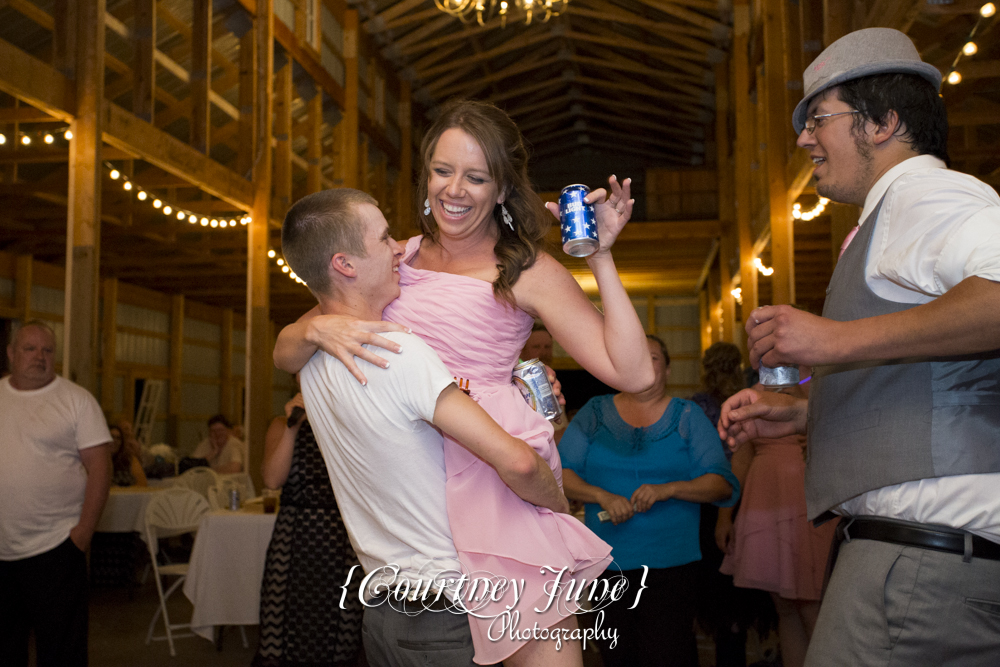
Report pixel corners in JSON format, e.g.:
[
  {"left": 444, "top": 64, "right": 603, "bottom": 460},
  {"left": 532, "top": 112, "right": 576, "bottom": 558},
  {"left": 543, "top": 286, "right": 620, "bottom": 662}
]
[
  {"left": 183, "top": 507, "right": 276, "bottom": 641},
  {"left": 95, "top": 485, "right": 163, "bottom": 534}
]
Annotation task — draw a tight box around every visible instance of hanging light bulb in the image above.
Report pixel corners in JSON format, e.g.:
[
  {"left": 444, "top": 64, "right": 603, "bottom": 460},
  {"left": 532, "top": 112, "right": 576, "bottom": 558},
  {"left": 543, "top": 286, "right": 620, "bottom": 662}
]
[
  {"left": 277, "top": 258, "right": 285, "bottom": 266},
  {"left": 153, "top": 199, "right": 162, "bottom": 208},
  {"left": 754, "top": 257, "right": 774, "bottom": 276},
  {"left": 64, "top": 129, "right": 73, "bottom": 140},
  {"left": 21, "top": 134, "right": 31, "bottom": 145},
  {"left": 947, "top": 70, "right": 962, "bottom": 85},
  {"left": 110, "top": 169, "right": 120, "bottom": 180},
  {"left": 189, "top": 214, "right": 197, "bottom": 223},
  {"left": 268, "top": 249, "right": 276, "bottom": 258},
  {"left": 137, "top": 191, "right": 148, "bottom": 201},
  {"left": 981, "top": 2, "right": 996, "bottom": 18},
  {"left": 123, "top": 181, "right": 133, "bottom": 191},
  {"left": 163, "top": 205, "right": 172, "bottom": 215},
  {"left": 44, "top": 134, "right": 54, "bottom": 144},
  {"left": 282, "top": 265, "right": 290, "bottom": 273},
  {"left": 289, "top": 271, "right": 297, "bottom": 279},
  {"left": 0, "top": 133, "right": 6, "bottom": 145},
  {"left": 200, "top": 217, "right": 209, "bottom": 226},
  {"left": 963, "top": 42, "right": 978, "bottom": 56},
  {"left": 177, "top": 211, "right": 186, "bottom": 220}
]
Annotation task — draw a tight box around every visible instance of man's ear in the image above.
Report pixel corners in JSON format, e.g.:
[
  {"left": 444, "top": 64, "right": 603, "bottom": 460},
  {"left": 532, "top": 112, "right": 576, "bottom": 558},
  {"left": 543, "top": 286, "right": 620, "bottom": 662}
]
[
  {"left": 330, "top": 252, "right": 357, "bottom": 278},
  {"left": 872, "top": 109, "right": 902, "bottom": 146}
]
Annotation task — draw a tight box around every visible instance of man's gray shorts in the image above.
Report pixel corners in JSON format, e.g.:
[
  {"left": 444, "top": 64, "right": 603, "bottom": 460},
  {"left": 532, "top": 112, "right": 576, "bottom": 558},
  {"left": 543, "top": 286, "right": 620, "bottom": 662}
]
[
  {"left": 806, "top": 537, "right": 1000, "bottom": 666},
  {"left": 361, "top": 600, "right": 481, "bottom": 667}
]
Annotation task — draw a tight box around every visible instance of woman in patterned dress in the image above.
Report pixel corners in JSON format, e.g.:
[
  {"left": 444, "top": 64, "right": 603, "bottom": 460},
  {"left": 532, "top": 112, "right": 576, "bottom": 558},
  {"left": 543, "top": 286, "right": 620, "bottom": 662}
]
[{"left": 252, "top": 393, "right": 363, "bottom": 667}]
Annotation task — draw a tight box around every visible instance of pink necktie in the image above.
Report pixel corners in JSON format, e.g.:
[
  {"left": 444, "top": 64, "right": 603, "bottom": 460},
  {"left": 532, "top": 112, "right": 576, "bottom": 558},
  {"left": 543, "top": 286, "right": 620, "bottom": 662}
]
[{"left": 839, "top": 225, "right": 860, "bottom": 259}]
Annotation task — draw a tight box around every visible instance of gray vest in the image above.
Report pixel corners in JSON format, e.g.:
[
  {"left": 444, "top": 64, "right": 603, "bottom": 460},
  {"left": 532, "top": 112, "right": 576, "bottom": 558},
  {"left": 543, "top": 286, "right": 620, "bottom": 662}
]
[{"left": 806, "top": 197, "right": 1000, "bottom": 520}]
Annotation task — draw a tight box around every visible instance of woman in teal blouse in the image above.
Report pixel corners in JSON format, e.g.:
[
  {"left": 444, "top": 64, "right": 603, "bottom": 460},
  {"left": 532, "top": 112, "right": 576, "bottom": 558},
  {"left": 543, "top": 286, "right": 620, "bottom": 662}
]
[{"left": 559, "top": 335, "right": 740, "bottom": 667}]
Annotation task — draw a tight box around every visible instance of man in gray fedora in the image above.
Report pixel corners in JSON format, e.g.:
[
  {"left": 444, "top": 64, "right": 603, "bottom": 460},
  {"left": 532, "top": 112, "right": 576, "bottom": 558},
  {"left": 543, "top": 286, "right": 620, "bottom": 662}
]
[{"left": 718, "top": 27, "right": 1000, "bottom": 665}]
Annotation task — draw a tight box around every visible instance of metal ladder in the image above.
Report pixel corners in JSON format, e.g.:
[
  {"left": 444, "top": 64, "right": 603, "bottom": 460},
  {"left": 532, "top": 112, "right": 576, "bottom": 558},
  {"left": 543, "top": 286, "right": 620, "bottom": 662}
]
[{"left": 134, "top": 379, "right": 166, "bottom": 447}]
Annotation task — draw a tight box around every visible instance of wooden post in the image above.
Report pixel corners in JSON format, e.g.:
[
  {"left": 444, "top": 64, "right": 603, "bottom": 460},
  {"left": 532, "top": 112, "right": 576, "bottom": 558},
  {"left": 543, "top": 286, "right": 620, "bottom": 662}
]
[
  {"left": 715, "top": 58, "right": 737, "bottom": 345},
  {"left": 168, "top": 295, "right": 184, "bottom": 445},
  {"left": 359, "top": 135, "right": 370, "bottom": 193},
  {"left": 397, "top": 80, "right": 413, "bottom": 235},
  {"left": 246, "top": 0, "right": 274, "bottom": 496},
  {"left": 708, "top": 257, "right": 721, "bottom": 343},
  {"left": 307, "top": 92, "right": 323, "bottom": 194},
  {"left": 15, "top": 255, "right": 32, "bottom": 322},
  {"left": 823, "top": 0, "right": 853, "bottom": 47},
  {"left": 63, "top": 0, "right": 105, "bottom": 391},
  {"left": 274, "top": 62, "right": 293, "bottom": 215},
  {"left": 190, "top": 0, "right": 212, "bottom": 152},
  {"left": 51, "top": 0, "right": 76, "bottom": 78},
  {"left": 699, "top": 288, "right": 711, "bottom": 353},
  {"left": 132, "top": 0, "right": 155, "bottom": 123},
  {"left": 220, "top": 308, "right": 234, "bottom": 421},
  {"left": 763, "top": 0, "right": 795, "bottom": 306},
  {"left": 341, "top": 10, "right": 360, "bottom": 189},
  {"left": 101, "top": 278, "right": 118, "bottom": 413},
  {"left": 237, "top": 30, "right": 256, "bottom": 178},
  {"left": 732, "top": 0, "right": 757, "bottom": 358},
  {"left": 646, "top": 296, "right": 656, "bottom": 336}
]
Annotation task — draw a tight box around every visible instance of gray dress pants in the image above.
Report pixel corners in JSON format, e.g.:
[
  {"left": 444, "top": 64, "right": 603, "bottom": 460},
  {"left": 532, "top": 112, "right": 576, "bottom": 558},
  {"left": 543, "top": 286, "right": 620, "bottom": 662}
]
[
  {"left": 806, "top": 538, "right": 1000, "bottom": 667},
  {"left": 361, "top": 602, "right": 481, "bottom": 667}
]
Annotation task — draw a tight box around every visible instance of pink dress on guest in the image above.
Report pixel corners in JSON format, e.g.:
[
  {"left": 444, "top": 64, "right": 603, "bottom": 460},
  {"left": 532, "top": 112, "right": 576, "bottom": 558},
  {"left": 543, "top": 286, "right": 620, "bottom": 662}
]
[
  {"left": 384, "top": 237, "right": 612, "bottom": 664},
  {"left": 720, "top": 434, "right": 837, "bottom": 601}
]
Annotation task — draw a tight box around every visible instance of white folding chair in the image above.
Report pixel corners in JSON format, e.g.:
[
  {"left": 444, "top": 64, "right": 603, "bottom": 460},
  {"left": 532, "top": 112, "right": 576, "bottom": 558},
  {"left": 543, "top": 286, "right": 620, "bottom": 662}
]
[
  {"left": 143, "top": 487, "right": 210, "bottom": 656},
  {"left": 205, "top": 484, "right": 226, "bottom": 511},
  {"left": 172, "top": 467, "right": 219, "bottom": 501}
]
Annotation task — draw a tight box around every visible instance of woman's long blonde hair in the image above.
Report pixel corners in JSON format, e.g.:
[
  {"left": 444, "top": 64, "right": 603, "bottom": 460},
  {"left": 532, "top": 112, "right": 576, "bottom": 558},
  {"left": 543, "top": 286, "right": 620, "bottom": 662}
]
[{"left": 416, "top": 99, "right": 551, "bottom": 304}]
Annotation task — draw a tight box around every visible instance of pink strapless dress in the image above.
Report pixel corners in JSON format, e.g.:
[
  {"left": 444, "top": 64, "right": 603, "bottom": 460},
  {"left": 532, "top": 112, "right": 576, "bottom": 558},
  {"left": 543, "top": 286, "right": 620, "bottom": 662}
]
[
  {"left": 719, "top": 435, "right": 838, "bottom": 601},
  {"left": 384, "top": 237, "right": 612, "bottom": 664}
]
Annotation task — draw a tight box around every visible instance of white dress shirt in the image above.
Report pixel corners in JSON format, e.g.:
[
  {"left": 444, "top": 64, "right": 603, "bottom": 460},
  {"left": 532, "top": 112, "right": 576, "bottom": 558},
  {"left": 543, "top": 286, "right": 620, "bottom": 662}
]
[{"left": 835, "top": 155, "right": 1000, "bottom": 542}]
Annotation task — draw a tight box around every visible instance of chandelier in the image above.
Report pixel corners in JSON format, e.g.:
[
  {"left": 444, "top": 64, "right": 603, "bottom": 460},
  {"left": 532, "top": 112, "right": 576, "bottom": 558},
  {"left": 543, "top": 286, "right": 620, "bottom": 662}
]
[{"left": 434, "top": 0, "right": 569, "bottom": 27}]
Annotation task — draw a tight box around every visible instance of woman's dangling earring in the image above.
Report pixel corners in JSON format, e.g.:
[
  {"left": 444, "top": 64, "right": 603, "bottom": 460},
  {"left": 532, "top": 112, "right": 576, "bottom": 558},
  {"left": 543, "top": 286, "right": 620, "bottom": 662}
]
[
  {"left": 423, "top": 198, "right": 431, "bottom": 215},
  {"left": 501, "top": 203, "right": 514, "bottom": 231}
]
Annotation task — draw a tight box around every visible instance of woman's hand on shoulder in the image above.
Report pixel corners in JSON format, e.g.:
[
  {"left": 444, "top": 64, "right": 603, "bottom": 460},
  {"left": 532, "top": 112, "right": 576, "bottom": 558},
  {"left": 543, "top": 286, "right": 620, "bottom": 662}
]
[{"left": 306, "top": 314, "right": 409, "bottom": 385}]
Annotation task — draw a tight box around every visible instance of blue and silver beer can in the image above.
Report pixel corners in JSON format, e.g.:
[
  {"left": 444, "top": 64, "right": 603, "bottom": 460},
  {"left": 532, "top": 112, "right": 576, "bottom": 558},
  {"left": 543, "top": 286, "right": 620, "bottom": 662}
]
[
  {"left": 559, "top": 184, "right": 599, "bottom": 258},
  {"left": 513, "top": 358, "right": 563, "bottom": 421},
  {"left": 759, "top": 365, "right": 800, "bottom": 389}
]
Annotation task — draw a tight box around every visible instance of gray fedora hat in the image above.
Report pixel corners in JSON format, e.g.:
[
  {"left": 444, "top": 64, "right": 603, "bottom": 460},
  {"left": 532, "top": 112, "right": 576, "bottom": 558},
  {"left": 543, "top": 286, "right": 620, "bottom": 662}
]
[{"left": 792, "top": 28, "right": 942, "bottom": 134}]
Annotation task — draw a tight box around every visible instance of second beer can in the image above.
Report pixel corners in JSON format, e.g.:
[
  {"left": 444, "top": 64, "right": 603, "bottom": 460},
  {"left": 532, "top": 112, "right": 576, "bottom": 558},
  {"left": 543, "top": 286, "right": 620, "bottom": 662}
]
[
  {"left": 559, "top": 184, "right": 600, "bottom": 258},
  {"left": 513, "top": 358, "right": 563, "bottom": 422}
]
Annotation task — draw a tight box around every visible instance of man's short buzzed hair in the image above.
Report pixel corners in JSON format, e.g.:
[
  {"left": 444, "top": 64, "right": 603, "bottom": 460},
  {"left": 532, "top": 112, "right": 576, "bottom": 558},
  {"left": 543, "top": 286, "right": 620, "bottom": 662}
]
[
  {"left": 13, "top": 319, "right": 56, "bottom": 345},
  {"left": 281, "top": 189, "right": 378, "bottom": 296}
]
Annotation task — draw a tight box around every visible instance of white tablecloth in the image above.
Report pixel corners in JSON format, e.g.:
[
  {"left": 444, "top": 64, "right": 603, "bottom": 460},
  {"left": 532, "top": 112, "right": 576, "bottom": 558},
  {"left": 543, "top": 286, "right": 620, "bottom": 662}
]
[
  {"left": 183, "top": 508, "right": 276, "bottom": 641},
  {"left": 95, "top": 486, "right": 163, "bottom": 533}
]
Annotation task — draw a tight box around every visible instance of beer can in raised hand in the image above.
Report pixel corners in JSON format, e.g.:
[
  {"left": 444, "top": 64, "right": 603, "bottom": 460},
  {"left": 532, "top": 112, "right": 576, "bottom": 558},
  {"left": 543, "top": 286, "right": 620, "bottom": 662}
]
[
  {"left": 559, "top": 184, "right": 600, "bottom": 258},
  {"left": 513, "top": 358, "right": 563, "bottom": 422},
  {"left": 759, "top": 365, "right": 800, "bottom": 389}
]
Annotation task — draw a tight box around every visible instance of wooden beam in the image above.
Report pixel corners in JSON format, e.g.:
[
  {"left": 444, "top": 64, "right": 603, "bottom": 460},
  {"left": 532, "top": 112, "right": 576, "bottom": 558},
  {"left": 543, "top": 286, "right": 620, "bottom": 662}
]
[
  {"left": 307, "top": 93, "right": 323, "bottom": 194},
  {"left": 247, "top": 0, "right": 274, "bottom": 496},
  {"left": 341, "top": 10, "right": 360, "bottom": 189},
  {"left": 237, "top": 30, "right": 256, "bottom": 179},
  {"left": 102, "top": 102, "right": 254, "bottom": 210},
  {"left": 823, "top": 0, "right": 853, "bottom": 47},
  {"left": 132, "top": 0, "right": 156, "bottom": 123},
  {"left": 101, "top": 278, "right": 118, "bottom": 412},
  {"left": 168, "top": 294, "right": 184, "bottom": 444},
  {"left": 220, "top": 307, "right": 234, "bottom": 422},
  {"left": 416, "top": 27, "right": 550, "bottom": 78},
  {"left": 15, "top": 254, "right": 32, "bottom": 321},
  {"left": 569, "top": 25, "right": 709, "bottom": 73},
  {"left": 63, "top": 0, "right": 105, "bottom": 392},
  {"left": 396, "top": 80, "right": 413, "bottom": 236},
  {"left": 733, "top": 0, "right": 757, "bottom": 354},
  {"left": 190, "top": 0, "right": 212, "bottom": 152},
  {"left": 716, "top": 58, "right": 737, "bottom": 345},
  {"left": 274, "top": 63, "right": 293, "bottom": 215},
  {"left": 763, "top": 0, "right": 794, "bottom": 306},
  {"left": 0, "top": 37, "right": 75, "bottom": 122}
]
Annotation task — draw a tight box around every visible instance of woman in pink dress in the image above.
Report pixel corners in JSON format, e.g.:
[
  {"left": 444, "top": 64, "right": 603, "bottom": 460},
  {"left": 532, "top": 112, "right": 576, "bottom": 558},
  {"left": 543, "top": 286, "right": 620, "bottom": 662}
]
[{"left": 274, "top": 100, "right": 654, "bottom": 666}]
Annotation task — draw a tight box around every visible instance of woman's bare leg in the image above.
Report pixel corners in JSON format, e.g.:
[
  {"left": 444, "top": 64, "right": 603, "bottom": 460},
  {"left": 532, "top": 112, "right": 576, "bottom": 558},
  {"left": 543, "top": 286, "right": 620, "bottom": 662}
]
[
  {"left": 772, "top": 593, "right": 808, "bottom": 667},
  {"left": 796, "top": 599, "right": 821, "bottom": 640},
  {"left": 503, "top": 616, "right": 583, "bottom": 667}
]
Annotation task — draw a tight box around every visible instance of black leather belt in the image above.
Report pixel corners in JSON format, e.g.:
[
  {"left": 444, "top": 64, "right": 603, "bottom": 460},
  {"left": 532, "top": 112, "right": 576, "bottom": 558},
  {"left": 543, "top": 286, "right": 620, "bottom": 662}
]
[
  {"left": 366, "top": 590, "right": 463, "bottom": 613},
  {"left": 843, "top": 517, "right": 1000, "bottom": 562}
]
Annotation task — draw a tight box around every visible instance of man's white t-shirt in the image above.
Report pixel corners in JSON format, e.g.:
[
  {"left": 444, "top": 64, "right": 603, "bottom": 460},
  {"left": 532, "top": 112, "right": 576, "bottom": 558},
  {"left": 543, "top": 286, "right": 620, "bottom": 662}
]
[
  {"left": 300, "top": 331, "right": 463, "bottom": 594},
  {"left": 192, "top": 435, "right": 245, "bottom": 472},
  {"left": 0, "top": 376, "right": 112, "bottom": 560}
]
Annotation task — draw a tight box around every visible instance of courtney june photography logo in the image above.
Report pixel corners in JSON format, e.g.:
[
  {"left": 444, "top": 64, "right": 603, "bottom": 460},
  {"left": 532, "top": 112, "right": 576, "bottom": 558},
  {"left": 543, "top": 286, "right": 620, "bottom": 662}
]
[{"left": 337, "top": 562, "right": 652, "bottom": 650}]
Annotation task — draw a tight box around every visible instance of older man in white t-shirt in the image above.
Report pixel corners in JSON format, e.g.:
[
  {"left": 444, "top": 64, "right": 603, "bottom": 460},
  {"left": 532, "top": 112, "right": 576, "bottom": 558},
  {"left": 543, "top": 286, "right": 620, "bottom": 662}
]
[
  {"left": 279, "top": 189, "right": 569, "bottom": 667},
  {"left": 0, "top": 321, "right": 112, "bottom": 667}
]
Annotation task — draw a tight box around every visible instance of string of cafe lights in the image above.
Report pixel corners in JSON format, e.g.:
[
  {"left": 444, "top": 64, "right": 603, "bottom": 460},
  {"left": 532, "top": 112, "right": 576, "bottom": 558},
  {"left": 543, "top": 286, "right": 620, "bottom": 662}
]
[
  {"left": 0, "top": 127, "right": 73, "bottom": 146},
  {"left": 793, "top": 197, "right": 830, "bottom": 221},
  {"left": 103, "top": 162, "right": 306, "bottom": 287},
  {"left": 945, "top": 2, "right": 996, "bottom": 86}
]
